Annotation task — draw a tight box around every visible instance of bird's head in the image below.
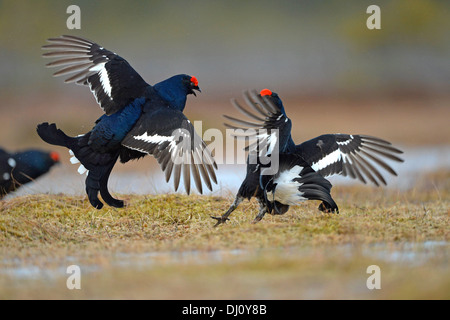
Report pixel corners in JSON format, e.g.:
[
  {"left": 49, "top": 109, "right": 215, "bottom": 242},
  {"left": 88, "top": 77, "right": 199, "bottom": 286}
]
[
  {"left": 259, "top": 88, "right": 286, "bottom": 116},
  {"left": 11, "top": 150, "right": 60, "bottom": 183},
  {"left": 153, "top": 74, "right": 201, "bottom": 112},
  {"left": 49, "top": 151, "right": 60, "bottom": 164},
  {"left": 173, "top": 74, "right": 201, "bottom": 97},
  {"left": 183, "top": 75, "right": 201, "bottom": 97},
  {"left": 36, "top": 150, "right": 60, "bottom": 170}
]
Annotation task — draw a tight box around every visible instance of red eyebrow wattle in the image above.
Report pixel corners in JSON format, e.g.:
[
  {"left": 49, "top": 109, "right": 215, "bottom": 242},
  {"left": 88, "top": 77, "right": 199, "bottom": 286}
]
[
  {"left": 260, "top": 89, "right": 272, "bottom": 96},
  {"left": 190, "top": 76, "right": 199, "bottom": 87}
]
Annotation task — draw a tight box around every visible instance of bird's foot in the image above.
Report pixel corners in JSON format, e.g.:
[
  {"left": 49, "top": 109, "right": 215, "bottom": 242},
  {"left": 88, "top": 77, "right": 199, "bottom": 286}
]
[
  {"left": 318, "top": 202, "right": 339, "bottom": 214},
  {"left": 251, "top": 215, "right": 263, "bottom": 224},
  {"left": 89, "top": 197, "right": 104, "bottom": 210},
  {"left": 109, "top": 199, "right": 124, "bottom": 209},
  {"left": 210, "top": 215, "right": 230, "bottom": 227},
  {"left": 103, "top": 197, "right": 125, "bottom": 209},
  {"left": 252, "top": 208, "right": 268, "bottom": 224}
]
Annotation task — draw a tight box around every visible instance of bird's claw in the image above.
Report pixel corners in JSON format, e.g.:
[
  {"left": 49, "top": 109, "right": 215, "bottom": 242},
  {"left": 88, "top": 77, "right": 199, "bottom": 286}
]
[
  {"left": 210, "top": 215, "right": 229, "bottom": 227},
  {"left": 251, "top": 216, "right": 263, "bottom": 224}
]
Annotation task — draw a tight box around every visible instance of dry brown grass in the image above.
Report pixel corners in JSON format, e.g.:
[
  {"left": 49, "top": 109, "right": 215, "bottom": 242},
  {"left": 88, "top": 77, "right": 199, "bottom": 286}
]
[{"left": 0, "top": 170, "right": 448, "bottom": 299}]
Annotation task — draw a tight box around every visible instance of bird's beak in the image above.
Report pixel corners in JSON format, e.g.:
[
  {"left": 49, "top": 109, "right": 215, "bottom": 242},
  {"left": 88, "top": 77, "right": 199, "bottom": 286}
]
[{"left": 192, "top": 86, "right": 201, "bottom": 96}]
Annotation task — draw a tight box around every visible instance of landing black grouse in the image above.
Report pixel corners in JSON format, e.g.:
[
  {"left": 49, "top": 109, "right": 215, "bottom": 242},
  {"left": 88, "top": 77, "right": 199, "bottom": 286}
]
[
  {"left": 37, "top": 35, "right": 217, "bottom": 209},
  {"left": 0, "top": 147, "right": 59, "bottom": 198},
  {"left": 212, "top": 89, "right": 404, "bottom": 225}
]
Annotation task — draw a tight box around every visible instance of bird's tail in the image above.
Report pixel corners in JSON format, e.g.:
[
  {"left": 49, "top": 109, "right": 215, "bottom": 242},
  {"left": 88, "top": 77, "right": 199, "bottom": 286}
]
[
  {"left": 36, "top": 122, "right": 71, "bottom": 148},
  {"left": 36, "top": 122, "right": 123, "bottom": 209},
  {"left": 297, "top": 172, "right": 339, "bottom": 214},
  {"left": 37, "top": 122, "right": 91, "bottom": 174},
  {"left": 260, "top": 154, "right": 339, "bottom": 214}
]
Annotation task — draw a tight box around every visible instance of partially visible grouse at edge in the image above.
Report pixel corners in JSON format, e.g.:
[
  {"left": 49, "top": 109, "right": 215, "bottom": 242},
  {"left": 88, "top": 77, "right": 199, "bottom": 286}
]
[
  {"left": 212, "top": 89, "right": 404, "bottom": 226},
  {"left": 37, "top": 35, "right": 217, "bottom": 209},
  {"left": 0, "top": 148, "right": 60, "bottom": 198}
]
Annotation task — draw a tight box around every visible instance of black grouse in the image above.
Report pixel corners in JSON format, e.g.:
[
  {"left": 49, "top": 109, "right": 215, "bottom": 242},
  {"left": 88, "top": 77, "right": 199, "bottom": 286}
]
[
  {"left": 212, "top": 89, "right": 404, "bottom": 226},
  {"left": 0, "top": 147, "right": 60, "bottom": 198},
  {"left": 37, "top": 35, "right": 217, "bottom": 209}
]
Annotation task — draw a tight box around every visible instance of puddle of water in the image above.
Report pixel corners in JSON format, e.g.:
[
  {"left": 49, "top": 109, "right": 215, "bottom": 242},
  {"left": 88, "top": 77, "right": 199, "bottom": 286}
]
[
  {"left": 5, "top": 146, "right": 449, "bottom": 199},
  {"left": 361, "top": 240, "right": 449, "bottom": 265},
  {"left": 2, "top": 241, "right": 448, "bottom": 281}
]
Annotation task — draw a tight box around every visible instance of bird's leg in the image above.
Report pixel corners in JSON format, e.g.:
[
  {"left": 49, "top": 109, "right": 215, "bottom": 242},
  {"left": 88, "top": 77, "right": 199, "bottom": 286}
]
[
  {"left": 85, "top": 170, "right": 104, "bottom": 210},
  {"left": 211, "top": 195, "right": 243, "bottom": 227},
  {"left": 252, "top": 198, "right": 269, "bottom": 223},
  {"left": 85, "top": 153, "right": 123, "bottom": 210},
  {"left": 99, "top": 160, "right": 124, "bottom": 208}
]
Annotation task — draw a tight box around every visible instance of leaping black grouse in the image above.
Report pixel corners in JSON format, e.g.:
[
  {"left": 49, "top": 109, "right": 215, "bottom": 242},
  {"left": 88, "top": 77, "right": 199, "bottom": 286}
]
[
  {"left": 212, "top": 89, "right": 404, "bottom": 226},
  {"left": 0, "top": 147, "right": 60, "bottom": 198},
  {"left": 37, "top": 35, "right": 217, "bottom": 209}
]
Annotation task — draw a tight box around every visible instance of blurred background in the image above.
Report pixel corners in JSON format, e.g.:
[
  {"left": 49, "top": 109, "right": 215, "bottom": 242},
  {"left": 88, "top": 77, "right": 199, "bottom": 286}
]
[{"left": 0, "top": 0, "right": 449, "bottom": 196}]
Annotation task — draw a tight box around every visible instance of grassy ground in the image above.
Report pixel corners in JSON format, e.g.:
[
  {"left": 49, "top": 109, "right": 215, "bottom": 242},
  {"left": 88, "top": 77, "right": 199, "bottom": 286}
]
[
  {"left": 0, "top": 170, "right": 448, "bottom": 299},
  {"left": 0, "top": 93, "right": 449, "bottom": 299}
]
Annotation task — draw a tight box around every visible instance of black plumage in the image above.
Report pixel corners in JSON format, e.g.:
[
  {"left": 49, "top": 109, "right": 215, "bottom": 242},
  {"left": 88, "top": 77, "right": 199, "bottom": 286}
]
[
  {"left": 37, "top": 35, "right": 217, "bottom": 209},
  {"left": 212, "top": 89, "right": 403, "bottom": 225},
  {"left": 0, "top": 148, "right": 60, "bottom": 198}
]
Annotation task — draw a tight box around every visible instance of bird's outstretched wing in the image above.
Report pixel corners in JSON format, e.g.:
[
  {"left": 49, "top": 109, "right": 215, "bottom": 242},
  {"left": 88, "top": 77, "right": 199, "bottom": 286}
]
[
  {"left": 121, "top": 108, "right": 217, "bottom": 194},
  {"left": 295, "top": 134, "right": 404, "bottom": 186},
  {"left": 224, "top": 91, "right": 404, "bottom": 187},
  {"left": 223, "top": 90, "right": 292, "bottom": 156},
  {"left": 42, "top": 35, "right": 149, "bottom": 116}
]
